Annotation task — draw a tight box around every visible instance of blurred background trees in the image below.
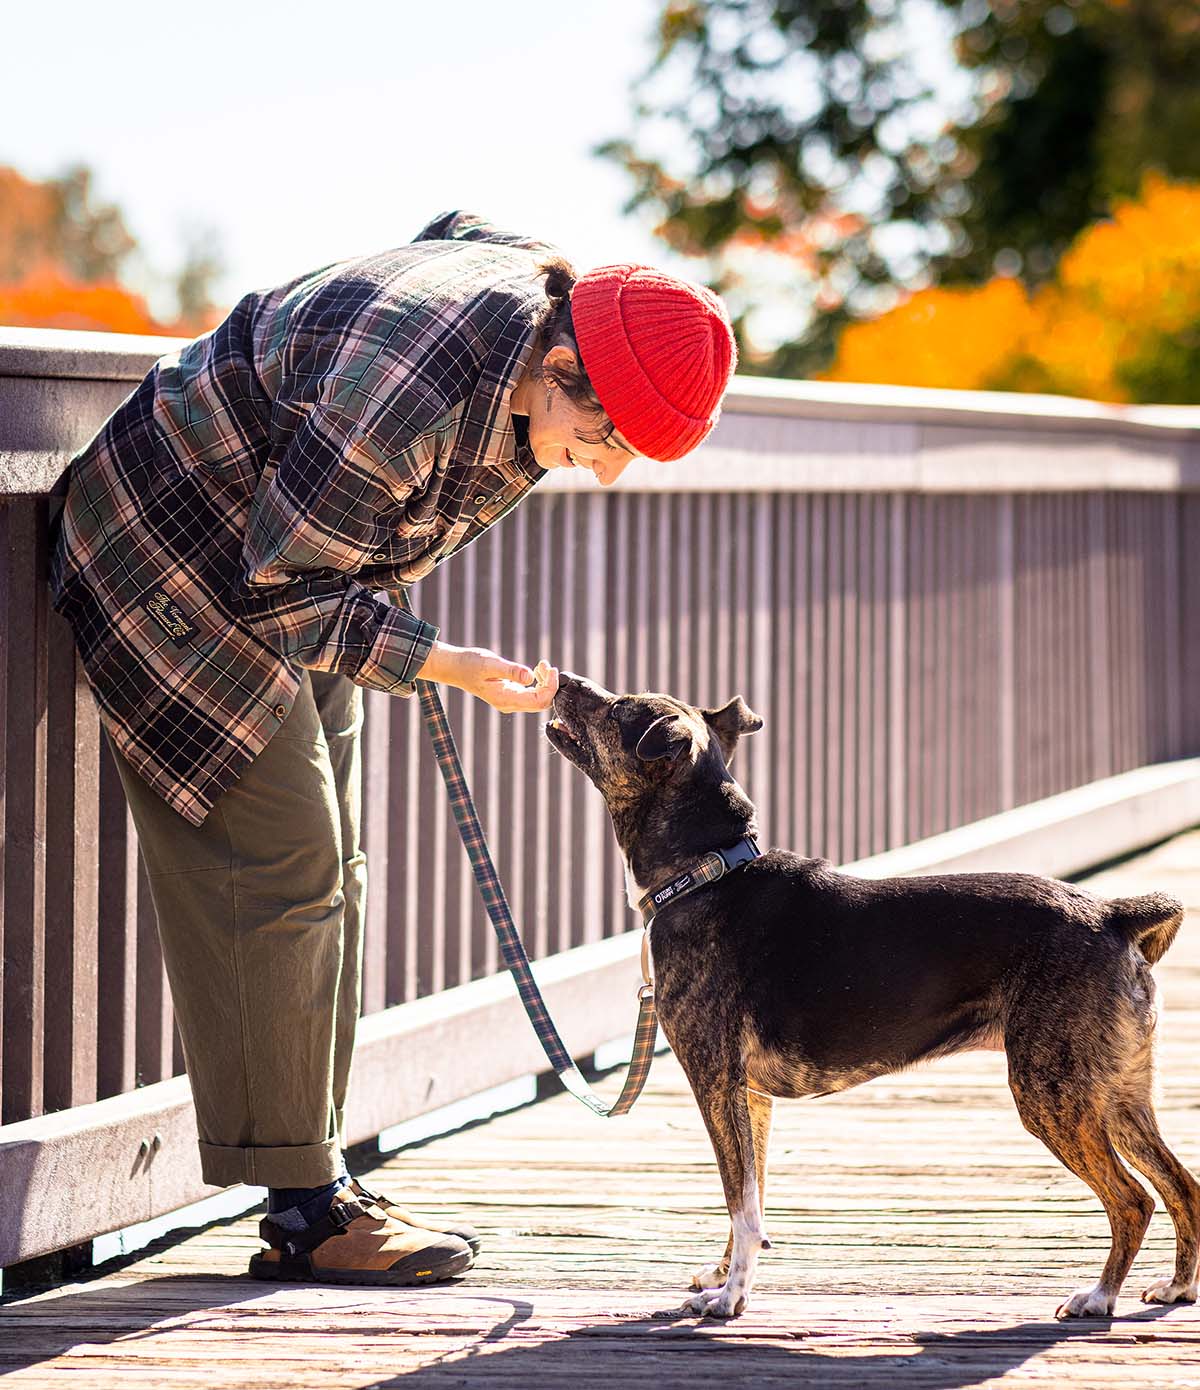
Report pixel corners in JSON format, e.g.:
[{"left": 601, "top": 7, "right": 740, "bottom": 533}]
[
  {"left": 0, "top": 165, "right": 221, "bottom": 336},
  {"left": 3, "top": 1, "right": 1198, "bottom": 401},
  {"left": 603, "top": 0, "right": 1200, "bottom": 400}
]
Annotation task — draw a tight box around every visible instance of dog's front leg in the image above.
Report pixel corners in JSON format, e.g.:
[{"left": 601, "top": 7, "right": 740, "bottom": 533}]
[
  {"left": 691, "top": 1086, "right": 773, "bottom": 1293},
  {"left": 683, "top": 1082, "right": 769, "bottom": 1318}
]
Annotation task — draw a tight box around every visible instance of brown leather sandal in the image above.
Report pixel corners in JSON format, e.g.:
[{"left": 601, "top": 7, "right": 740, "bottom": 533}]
[
  {"left": 248, "top": 1190, "right": 473, "bottom": 1286},
  {"left": 348, "top": 1178, "right": 482, "bottom": 1257}
]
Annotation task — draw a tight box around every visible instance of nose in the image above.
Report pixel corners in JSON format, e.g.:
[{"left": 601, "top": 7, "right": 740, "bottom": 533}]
[{"left": 556, "top": 672, "right": 614, "bottom": 707}]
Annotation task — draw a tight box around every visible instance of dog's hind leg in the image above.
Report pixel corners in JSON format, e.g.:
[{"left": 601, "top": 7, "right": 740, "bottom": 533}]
[
  {"left": 690, "top": 1087, "right": 774, "bottom": 1293},
  {"left": 1008, "top": 1063, "right": 1155, "bottom": 1318},
  {"left": 682, "top": 1082, "right": 767, "bottom": 1318},
  {"left": 1107, "top": 1034, "right": 1200, "bottom": 1305},
  {"left": 1112, "top": 1103, "right": 1200, "bottom": 1305}
]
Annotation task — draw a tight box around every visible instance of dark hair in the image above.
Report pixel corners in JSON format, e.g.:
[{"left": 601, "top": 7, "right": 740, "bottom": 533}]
[{"left": 533, "top": 258, "right": 616, "bottom": 444}]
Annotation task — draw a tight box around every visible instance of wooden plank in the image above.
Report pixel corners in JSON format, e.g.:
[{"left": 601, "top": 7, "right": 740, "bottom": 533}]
[
  {"left": 931, "top": 496, "right": 951, "bottom": 835},
  {"left": 944, "top": 496, "right": 964, "bottom": 836},
  {"left": 95, "top": 742, "right": 138, "bottom": 1100},
  {"left": 449, "top": 537, "right": 476, "bottom": 985},
  {"left": 436, "top": 557, "right": 467, "bottom": 994},
  {"left": 530, "top": 498, "right": 554, "bottom": 963},
  {"left": 1157, "top": 494, "right": 1182, "bottom": 760},
  {"left": 2, "top": 498, "right": 48, "bottom": 1124},
  {"left": 412, "top": 567, "right": 446, "bottom": 999},
  {"left": 886, "top": 494, "right": 906, "bottom": 848},
  {"left": 835, "top": 494, "right": 855, "bottom": 861},
  {"left": 995, "top": 495, "right": 1016, "bottom": 811},
  {"left": 390, "top": 674, "right": 421, "bottom": 1005},
  {"left": 555, "top": 491, "right": 578, "bottom": 954},
  {"left": 605, "top": 494, "right": 631, "bottom": 941},
  {"left": 134, "top": 856, "right": 174, "bottom": 1086},
  {"left": 1181, "top": 494, "right": 1200, "bottom": 758},
  {"left": 1087, "top": 492, "right": 1113, "bottom": 782},
  {"left": 690, "top": 493, "right": 712, "bottom": 707},
  {"left": 482, "top": 523, "right": 505, "bottom": 971},
  {"left": 808, "top": 498, "right": 828, "bottom": 858},
  {"left": 771, "top": 496, "right": 794, "bottom": 848},
  {"left": 855, "top": 494, "right": 875, "bottom": 859},
  {"left": 495, "top": 501, "right": 528, "bottom": 957},
  {"left": 868, "top": 495, "right": 888, "bottom": 855},
  {"left": 749, "top": 493, "right": 773, "bottom": 829},
  {"left": 358, "top": 687, "right": 390, "bottom": 1016},
  {"left": 0, "top": 503, "right": 9, "bottom": 1115},
  {"left": 581, "top": 494, "right": 608, "bottom": 945},
  {"left": 54, "top": 650, "right": 98, "bottom": 1106}
]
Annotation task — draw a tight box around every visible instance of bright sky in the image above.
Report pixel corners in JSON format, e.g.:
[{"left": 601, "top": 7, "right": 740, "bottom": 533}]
[{"left": 1, "top": 0, "right": 669, "bottom": 315}]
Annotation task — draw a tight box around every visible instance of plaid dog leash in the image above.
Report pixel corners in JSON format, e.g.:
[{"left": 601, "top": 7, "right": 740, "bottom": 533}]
[{"left": 412, "top": 673, "right": 658, "bottom": 1117}]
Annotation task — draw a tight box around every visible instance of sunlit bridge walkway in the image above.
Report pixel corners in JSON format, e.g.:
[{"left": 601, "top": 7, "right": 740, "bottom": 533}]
[{"left": 3, "top": 833, "right": 1200, "bottom": 1389}]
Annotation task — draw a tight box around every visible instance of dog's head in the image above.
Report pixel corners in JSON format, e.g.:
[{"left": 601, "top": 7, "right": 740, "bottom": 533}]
[{"left": 546, "top": 673, "right": 763, "bottom": 869}]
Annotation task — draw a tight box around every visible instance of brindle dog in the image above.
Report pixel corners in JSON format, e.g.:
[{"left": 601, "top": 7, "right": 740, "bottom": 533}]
[{"left": 545, "top": 673, "right": 1198, "bottom": 1321}]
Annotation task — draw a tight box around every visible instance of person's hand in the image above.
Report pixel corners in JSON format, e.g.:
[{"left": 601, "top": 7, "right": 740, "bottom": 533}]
[{"left": 418, "top": 643, "right": 559, "bottom": 713}]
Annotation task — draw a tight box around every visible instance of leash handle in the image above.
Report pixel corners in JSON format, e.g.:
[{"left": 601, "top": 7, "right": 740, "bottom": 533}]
[{"left": 411, "top": 673, "right": 657, "bottom": 1117}]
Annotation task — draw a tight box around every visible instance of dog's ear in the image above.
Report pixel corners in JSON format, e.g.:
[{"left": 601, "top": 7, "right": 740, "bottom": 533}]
[
  {"left": 636, "top": 714, "right": 692, "bottom": 764},
  {"left": 704, "top": 696, "right": 764, "bottom": 765}
]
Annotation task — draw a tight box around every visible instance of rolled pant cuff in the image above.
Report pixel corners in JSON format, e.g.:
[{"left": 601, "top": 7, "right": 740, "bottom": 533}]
[{"left": 198, "top": 1138, "right": 344, "bottom": 1189}]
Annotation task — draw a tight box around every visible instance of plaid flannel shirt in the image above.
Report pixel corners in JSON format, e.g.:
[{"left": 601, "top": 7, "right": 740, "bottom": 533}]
[{"left": 50, "top": 211, "right": 555, "bottom": 825}]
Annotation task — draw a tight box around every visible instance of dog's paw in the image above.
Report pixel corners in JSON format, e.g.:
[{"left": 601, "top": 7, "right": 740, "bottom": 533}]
[
  {"left": 689, "top": 1260, "right": 729, "bottom": 1292},
  {"left": 1055, "top": 1285, "right": 1116, "bottom": 1319},
  {"left": 683, "top": 1285, "right": 747, "bottom": 1319},
  {"left": 1142, "top": 1275, "right": 1198, "bottom": 1306}
]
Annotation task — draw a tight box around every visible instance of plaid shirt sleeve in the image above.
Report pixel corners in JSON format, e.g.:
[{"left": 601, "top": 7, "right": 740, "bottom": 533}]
[{"left": 230, "top": 400, "right": 460, "bottom": 693}]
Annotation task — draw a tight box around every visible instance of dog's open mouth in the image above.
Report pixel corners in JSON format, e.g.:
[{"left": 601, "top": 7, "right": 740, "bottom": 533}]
[
  {"left": 546, "top": 716, "right": 578, "bottom": 744},
  {"left": 546, "top": 713, "right": 582, "bottom": 748},
  {"left": 545, "top": 706, "right": 590, "bottom": 765}
]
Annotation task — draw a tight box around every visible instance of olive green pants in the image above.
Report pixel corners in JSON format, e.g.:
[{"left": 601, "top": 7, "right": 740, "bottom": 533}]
[{"left": 109, "top": 670, "right": 366, "bottom": 1189}]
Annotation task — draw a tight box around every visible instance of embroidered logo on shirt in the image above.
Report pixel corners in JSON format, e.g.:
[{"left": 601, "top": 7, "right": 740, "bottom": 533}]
[{"left": 141, "top": 588, "right": 197, "bottom": 647}]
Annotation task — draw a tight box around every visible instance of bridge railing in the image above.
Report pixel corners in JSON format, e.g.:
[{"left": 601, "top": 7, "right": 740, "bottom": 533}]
[{"left": 2, "top": 327, "right": 1198, "bottom": 1270}]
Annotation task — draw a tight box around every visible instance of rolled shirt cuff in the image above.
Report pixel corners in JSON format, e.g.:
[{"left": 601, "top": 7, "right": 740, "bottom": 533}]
[{"left": 356, "top": 603, "right": 439, "bottom": 694}]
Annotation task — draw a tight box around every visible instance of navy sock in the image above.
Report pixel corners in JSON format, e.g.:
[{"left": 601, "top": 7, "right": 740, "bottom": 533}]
[{"left": 267, "top": 1173, "right": 349, "bottom": 1225}]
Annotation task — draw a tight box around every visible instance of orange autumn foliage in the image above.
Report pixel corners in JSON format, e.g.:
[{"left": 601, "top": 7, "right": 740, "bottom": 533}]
[
  {"left": 822, "top": 175, "right": 1200, "bottom": 404},
  {"left": 823, "top": 277, "right": 1036, "bottom": 392},
  {"left": 0, "top": 165, "right": 220, "bottom": 338},
  {"left": 0, "top": 263, "right": 163, "bottom": 335}
]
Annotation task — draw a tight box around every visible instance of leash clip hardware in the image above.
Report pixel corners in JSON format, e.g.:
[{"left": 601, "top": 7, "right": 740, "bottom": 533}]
[{"left": 639, "top": 921, "right": 655, "bottom": 1000}]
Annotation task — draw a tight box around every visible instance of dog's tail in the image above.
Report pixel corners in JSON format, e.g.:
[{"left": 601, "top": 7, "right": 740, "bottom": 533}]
[{"left": 1106, "top": 892, "right": 1185, "bottom": 964}]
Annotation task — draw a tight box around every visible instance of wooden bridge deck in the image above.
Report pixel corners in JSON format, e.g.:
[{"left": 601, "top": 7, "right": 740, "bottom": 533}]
[{"left": 3, "top": 832, "right": 1200, "bottom": 1388}]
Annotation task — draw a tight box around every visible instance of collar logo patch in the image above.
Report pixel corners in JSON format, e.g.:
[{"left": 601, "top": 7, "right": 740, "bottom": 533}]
[
  {"left": 142, "top": 588, "right": 197, "bottom": 647},
  {"left": 654, "top": 874, "right": 695, "bottom": 906}
]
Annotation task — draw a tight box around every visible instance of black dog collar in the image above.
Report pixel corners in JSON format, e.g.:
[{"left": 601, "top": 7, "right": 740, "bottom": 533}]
[{"left": 638, "top": 835, "right": 761, "bottom": 925}]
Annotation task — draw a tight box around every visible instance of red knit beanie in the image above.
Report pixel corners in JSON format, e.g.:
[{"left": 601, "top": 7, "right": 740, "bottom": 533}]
[{"left": 569, "top": 265, "right": 737, "bottom": 462}]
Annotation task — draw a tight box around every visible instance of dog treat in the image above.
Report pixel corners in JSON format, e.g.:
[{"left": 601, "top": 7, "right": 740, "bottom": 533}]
[{"left": 532, "top": 659, "right": 553, "bottom": 689}]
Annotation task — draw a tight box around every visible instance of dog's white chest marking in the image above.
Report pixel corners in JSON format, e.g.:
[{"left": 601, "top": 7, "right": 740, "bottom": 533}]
[{"left": 623, "top": 856, "right": 646, "bottom": 913}]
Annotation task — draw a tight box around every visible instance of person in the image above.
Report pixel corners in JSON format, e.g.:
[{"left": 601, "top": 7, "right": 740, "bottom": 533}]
[{"left": 49, "top": 209, "right": 736, "bottom": 1286}]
